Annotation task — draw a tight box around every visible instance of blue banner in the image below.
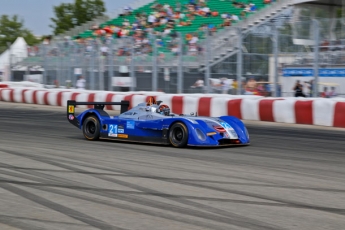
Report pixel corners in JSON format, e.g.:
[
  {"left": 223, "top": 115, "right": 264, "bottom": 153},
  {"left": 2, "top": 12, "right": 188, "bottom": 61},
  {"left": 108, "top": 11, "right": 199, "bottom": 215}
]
[{"left": 283, "top": 68, "right": 345, "bottom": 77}]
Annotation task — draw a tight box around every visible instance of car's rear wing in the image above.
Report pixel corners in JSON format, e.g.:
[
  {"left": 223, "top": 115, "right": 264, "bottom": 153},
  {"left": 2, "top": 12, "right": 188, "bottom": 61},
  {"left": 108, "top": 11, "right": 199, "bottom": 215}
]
[{"left": 67, "top": 100, "right": 130, "bottom": 127}]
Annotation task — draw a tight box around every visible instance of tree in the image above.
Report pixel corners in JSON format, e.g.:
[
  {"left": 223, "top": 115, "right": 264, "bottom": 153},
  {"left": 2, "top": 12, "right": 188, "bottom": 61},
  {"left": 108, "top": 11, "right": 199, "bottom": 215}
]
[
  {"left": 50, "top": 3, "right": 75, "bottom": 35},
  {"left": 50, "top": 0, "right": 106, "bottom": 35},
  {"left": 0, "top": 15, "right": 40, "bottom": 54}
]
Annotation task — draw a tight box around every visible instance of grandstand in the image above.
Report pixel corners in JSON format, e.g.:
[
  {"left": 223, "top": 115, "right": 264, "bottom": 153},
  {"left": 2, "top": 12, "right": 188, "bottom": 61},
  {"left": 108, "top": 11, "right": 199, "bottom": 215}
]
[
  {"left": 76, "top": 0, "right": 266, "bottom": 39},
  {"left": 18, "top": 0, "right": 291, "bottom": 67},
  {"left": 71, "top": 0, "right": 275, "bottom": 63}
]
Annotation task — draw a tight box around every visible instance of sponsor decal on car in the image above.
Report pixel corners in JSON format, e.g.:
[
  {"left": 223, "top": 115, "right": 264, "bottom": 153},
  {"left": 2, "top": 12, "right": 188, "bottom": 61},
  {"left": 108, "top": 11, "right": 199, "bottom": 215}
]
[
  {"left": 126, "top": 120, "right": 135, "bottom": 129},
  {"left": 220, "top": 122, "right": 232, "bottom": 129},
  {"left": 221, "top": 122, "right": 238, "bottom": 139},
  {"left": 68, "top": 114, "right": 74, "bottom": 120},
  {"left": 68, "top": 105, "right": 74, "bottom": 113},
  {"left": 117, "top": 134, "right": 128, "bottom": 138},
  {"left": 118, "top": 125, "right": 124, "bottom": 133}
]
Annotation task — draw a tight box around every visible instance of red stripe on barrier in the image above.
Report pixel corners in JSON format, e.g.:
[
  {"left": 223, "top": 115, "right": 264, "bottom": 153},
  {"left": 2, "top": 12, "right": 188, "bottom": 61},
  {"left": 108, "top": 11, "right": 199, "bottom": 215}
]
[
  {"left": 295, "top": 100, "right": 313, "bottom": 125},
  {"left": 87, "top": 93, "right": 96, "bottom": 108},
  {"left": 227, "top": 99, "right": 242, "bottom": 119},
  {"left": 259, "top": 99, "right": 278, "bottom": 122},
  {"left": 198, "top": 97, "right": 212, "bottom": 116},
  {"left": 71, "top": 92, "right": 79, "bottom": 101},
  {"left": 171, "top": 96, "right": 183, "bottom": 115},
  {"left": 124, "top": 94, "right": 134, "bottom": 109},
  {"left": 0, "top": 84, "right": 9, "bottom": 88},
  {"left": 43, "top": 92, "right": 50, "bottom": 105},
  {"left": 105, "top": 93, "right": 115, "bottom": 110},
  {"left": 32, "top": 90, "right": 41, "bottom": 104},
  {"left": 21, "top": 89, "right": 29, "bottom": 103},
  {"left": 333, "top": 102, "right": 345, "bottom": 128},
  {"left": 9, "top": 89, "right": 14, "bottom": 102},
  {"left": 56, "top": 91, "right": 64, "bottom": 106}
]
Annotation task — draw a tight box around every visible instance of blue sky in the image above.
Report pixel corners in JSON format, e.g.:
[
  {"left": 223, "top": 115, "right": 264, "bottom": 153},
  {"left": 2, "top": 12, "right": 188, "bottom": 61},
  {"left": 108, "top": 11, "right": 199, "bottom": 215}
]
[{"left": 0, "top": 0, "right": 135, "bottom": 35}]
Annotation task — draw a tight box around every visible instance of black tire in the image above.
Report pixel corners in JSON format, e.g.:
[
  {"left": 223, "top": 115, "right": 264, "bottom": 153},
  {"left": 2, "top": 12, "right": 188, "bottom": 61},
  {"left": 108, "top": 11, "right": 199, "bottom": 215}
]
[
  {"left": 169, "top": 122, "right": 188, "bottom": 147},
  {"left": 82, "top": 115, "right": 100, "bottom": 141}
]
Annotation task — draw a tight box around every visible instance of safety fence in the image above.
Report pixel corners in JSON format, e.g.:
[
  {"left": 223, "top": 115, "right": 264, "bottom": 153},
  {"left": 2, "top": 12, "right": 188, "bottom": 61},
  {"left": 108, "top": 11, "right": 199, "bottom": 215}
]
[{"left": 3, "top": 14, "right": 345, "bottom": 97}]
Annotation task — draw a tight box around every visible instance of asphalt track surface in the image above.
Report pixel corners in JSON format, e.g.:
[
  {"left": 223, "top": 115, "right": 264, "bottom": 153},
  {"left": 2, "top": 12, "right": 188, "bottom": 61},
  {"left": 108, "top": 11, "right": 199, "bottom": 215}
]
[{"left": 0, "top": 102, "right": 345, "bottom": 230}]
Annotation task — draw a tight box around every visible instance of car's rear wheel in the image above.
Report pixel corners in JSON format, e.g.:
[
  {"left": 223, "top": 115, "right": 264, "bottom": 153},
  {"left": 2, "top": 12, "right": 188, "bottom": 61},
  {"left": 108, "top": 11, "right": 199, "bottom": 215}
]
[
  {"left": 83, "top": 116, "right": 100, "bottom": 140},
  {"left": 169, "top": 122, "right": 188, "bottom": 147}
]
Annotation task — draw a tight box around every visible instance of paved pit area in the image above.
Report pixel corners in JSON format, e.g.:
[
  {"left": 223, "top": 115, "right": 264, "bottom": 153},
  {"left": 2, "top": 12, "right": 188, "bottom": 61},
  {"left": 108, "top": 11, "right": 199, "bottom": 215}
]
[{"left": 0, "top": 102, "right": 344, "bottom": 230}]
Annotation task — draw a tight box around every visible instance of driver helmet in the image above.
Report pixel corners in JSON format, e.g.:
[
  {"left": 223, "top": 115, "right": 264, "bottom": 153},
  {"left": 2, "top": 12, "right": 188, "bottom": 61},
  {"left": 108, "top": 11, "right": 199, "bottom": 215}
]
[{"left": 157, "top": 104, "right": 170, "bottom": 116}]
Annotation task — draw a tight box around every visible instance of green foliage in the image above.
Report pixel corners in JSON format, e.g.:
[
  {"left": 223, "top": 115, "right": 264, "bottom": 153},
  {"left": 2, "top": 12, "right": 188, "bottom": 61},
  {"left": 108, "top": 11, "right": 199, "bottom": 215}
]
[
  {"left": 50, "top": 3, "right": 75, "bottom": 35},
  {"left": 0, "top": 15, "right": 40, "bottom": 53},
  {"left": 50, "top": 0, "right": 106, "bottom": 35}
]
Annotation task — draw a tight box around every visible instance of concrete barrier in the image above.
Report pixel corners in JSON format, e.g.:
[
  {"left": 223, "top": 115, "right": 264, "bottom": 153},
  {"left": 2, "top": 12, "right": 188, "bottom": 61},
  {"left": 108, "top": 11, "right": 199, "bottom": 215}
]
[{"left": 1, "top": 87, "right": 344, "bottom": 128}]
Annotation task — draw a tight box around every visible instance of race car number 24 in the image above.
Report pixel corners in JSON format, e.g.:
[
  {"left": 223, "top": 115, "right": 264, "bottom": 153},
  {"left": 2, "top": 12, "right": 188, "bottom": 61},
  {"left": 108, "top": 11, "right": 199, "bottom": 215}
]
[{"left": 108, "top": 125, "right": 118, "bottom": 137}]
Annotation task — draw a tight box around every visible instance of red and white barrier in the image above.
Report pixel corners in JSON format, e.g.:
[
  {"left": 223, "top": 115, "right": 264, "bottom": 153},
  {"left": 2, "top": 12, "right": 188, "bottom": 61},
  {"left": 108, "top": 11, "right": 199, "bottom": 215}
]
[{"left": 1, "top": 88, "right": 345, "bottom": 128}]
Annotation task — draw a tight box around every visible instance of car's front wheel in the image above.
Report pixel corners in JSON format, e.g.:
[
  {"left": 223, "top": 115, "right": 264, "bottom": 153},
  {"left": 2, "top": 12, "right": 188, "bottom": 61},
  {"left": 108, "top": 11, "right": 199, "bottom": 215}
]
[
  {"left": 169, "top": 122, "right": 188, "bottom": 147},
  {"left": 83, "top": 115, "right": 100, "bottom": 140}
]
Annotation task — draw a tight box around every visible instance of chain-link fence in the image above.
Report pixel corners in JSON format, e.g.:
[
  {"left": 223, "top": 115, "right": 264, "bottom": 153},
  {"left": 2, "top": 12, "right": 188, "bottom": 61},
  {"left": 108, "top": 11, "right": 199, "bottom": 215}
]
[{"left": 6, "top": 15, "right": 345, "bottom": 98}]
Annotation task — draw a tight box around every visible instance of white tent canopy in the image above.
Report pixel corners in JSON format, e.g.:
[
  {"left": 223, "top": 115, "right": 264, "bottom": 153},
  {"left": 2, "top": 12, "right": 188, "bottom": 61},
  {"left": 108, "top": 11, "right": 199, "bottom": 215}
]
[{"left": 0, "top": 37, "right": 28, "bottom": 80}]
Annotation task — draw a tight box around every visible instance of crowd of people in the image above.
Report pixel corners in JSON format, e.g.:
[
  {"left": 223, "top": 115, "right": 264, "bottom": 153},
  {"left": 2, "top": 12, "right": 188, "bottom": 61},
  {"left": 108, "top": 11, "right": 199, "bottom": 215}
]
[
  {"left": 191, "top": 76, "right": 279, "bottom": 96},
  {"left": 191, "top": 77, "right": 341, "bottom": 98},
  {"left": 32, "top": 0, "right": 276, "bottom": 59},
  {"left": 293, "top": 80, "right": 338, "bottom": 98},
  {"left": 71, "top": 0, "right": 271, "bottom": 57}
]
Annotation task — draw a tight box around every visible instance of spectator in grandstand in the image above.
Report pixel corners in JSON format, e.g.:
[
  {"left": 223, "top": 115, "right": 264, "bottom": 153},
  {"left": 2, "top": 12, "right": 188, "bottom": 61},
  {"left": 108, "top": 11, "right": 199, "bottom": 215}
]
[
  {"left": 320, "top": 40, "right": 329, "bottom": 52},
  {"left": 189, "top": 33, "right": 199, "bottom": 44},
  {"left": 320, "top": 87, "right": 328, "bottom": 98},
  {"left": 222, "top": 17, "right": 232, "bottom": 27},
  {"left": 249, "top": 3, "right": 257, "bottom": 12},
  {"left": 201, "top": 6, "right": 211, "bottom": 17},
  {"left": 257, "top": 83, "right": 265, "bottom": 95},
  {"left": 231, "top": 79, "right": 238, "bottom": 94},
  {"left": 328, "top": 86, "right": 337, "bottom": 97},
  {"left": 121, "top": 6, "right": 133, "bottom": 16},
  {"left": 305, "top": 80, "right": 313, "bottom": 97},
  {"left": 232, "top": 1, "right": 246, "bottom": 8},
  {"left": 54, "top": 80, "right": 60, "bottom": 88},
  {"left": 231, "top": 14, "right": 239, "bottom": 21},
  {"left": 293, "top": 80, "right": 306, "bottom": 97},
  {"left": 148, "top": 12, "right": 156, "bottom": 25},
  {"left": 76, "top": 76, "right": 86, "bottom": 90},
  {"left": 246, "top": 77, "right": 257, "bottom": 91},
  {"left": 193, "top": 78, "right": 204, "bottom": 87},
  {"left": 43, "top": 36, "right": 51, "bottom": 45},
  {"left": 265, "top": 82, "right": 272, "bottom": 96},
  {"left": 220, "top": 78, "right": 230, "bottom": 94},
  {"left": 221, "top": 12, "right": 229, "bottom": 19},
  {"left": 100, "top": 44, "right": 108, "bottom": 56}
]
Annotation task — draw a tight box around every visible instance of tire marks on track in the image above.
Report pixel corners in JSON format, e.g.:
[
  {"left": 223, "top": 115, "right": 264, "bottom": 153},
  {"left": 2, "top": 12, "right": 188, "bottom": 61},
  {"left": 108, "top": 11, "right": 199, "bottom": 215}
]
[
  {"left": 0, "top": 148, "right": 286, "bottom": 230},
  {"left": 1, "top": 106, "right": 345, "bottom": 230}
]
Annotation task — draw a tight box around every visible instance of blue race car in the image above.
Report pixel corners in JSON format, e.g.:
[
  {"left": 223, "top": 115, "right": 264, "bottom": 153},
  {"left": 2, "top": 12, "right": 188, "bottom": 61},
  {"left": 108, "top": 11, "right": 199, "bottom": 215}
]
[{"left": 67, "top": 97, "right": 250, "bottom": 147}]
